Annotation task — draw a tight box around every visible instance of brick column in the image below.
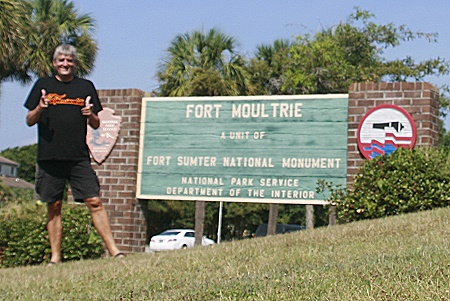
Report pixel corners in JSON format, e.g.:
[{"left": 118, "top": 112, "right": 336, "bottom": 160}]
[
  {"left": 94, "top": 89, "right": 147, "bottom": 253},
  {"left": 347, "top": 82, "right": 440, "bottom": 186}
]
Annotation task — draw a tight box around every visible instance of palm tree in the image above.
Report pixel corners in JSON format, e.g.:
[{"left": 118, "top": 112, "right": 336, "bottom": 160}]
[
  {"left": 156, "top": 28, "right": 255, "bottom": 245},
  {"left": 249, "top": 39, "right": 293, "bottom": 95},
  {"left": 0, "top": 0, "right": 32, "bottom": 82},
  {"left": 27, "top": 0, "right": 97, "bottom": 78},
  {"left": 0, "top": 0, "right": 97, "bottom": 84},
  {"left": 157, "top": 28, "right": 254, "bottom": 96},
  {"left": 255, "top": 39, "right": 291, "bottom": 66}
]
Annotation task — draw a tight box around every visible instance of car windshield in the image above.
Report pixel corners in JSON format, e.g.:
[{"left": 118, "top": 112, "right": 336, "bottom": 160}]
[{"left": 159, "top": 231, "right": 181, "bottom": 236}]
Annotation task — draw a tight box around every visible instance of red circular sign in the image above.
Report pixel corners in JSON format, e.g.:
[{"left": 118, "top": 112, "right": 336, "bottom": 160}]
[{"left": 357, "top": 104, "right": 417, "bottom": 159}]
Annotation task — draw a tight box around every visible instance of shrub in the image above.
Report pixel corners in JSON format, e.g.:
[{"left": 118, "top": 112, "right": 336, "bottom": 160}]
[
  {"left": 0, "top": 202, "right": 103, "bottom": 268},
  {"left": 0, "top": 179, "right": 14, "bottom": 204},
  {"left": 321, "top": 147, "right": 450, "bottom": 223},
  {"left": 0, "top": 178, "right": 35, "bottom": 206}
]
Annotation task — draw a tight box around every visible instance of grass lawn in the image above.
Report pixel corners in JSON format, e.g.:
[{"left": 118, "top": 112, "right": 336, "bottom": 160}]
[{"left": 1, "top": 207, "right": 450, "bottom": 300}]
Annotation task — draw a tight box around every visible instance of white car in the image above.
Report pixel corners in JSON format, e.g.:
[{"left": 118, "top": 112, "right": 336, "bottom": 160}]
[{"left": 149, "top": 229, "right": 215, "bottom": 252}]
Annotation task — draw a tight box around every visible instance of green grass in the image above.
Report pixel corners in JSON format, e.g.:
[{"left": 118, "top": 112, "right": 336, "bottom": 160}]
[{"left": 2, "top": 207, "right": 450, "bottom": 300}]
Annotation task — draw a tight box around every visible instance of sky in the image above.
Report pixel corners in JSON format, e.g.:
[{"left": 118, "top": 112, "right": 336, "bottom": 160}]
[{"left": 1, "top": 0, "right": 450, "bottom": 150}]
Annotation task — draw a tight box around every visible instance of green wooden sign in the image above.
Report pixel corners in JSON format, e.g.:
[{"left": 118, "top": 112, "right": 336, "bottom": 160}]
[{"left": 137, "top": 95, "right": 348, "bottom": 205}]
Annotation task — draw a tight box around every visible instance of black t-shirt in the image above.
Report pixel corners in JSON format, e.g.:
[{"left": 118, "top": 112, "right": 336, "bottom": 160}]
[{"left": 24, "top": 76, "right": 103, "bottom": 161}]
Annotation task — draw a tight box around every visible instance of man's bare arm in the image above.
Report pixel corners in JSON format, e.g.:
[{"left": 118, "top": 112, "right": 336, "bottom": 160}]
[
  {"left": 81, "top": 96, "right": 100, "bottom": 129},
  {"left": 26, "top": 89, "right": 48, "bottom": 126}
]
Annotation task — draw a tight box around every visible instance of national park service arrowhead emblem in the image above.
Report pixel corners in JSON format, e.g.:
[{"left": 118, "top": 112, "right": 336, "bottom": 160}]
[{"left": 87, "top": 108, "right": 122, "bottom": 164}]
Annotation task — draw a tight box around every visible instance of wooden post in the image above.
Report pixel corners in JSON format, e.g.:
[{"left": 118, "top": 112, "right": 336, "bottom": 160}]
[
  {"left": 306, "top": 205, "right": 314, "bottom": 229},
  {"left": 267, "top": 203, "right": 279, "bottom": 236},
  {"left": 328, "top": 205, "right": 336, "bottom": 226},
  {"left": 194, "top": 201, "right": 205, "bottom": 246}
]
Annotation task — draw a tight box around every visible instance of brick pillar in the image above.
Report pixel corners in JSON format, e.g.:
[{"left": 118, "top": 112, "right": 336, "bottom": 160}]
[
  {"left": 347, "top": 82, "right": 440, "bottom": 186},
  {"left": 94, "top": 89, "right": 147, "bottom": 253}
]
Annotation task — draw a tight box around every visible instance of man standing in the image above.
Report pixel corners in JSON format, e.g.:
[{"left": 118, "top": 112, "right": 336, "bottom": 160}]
[{"left": 25, "top": 44, "right": 124, "bottom": 265}]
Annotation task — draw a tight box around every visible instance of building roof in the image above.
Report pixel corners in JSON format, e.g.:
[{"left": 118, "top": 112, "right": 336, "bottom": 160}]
[
  {"left": 0, "top": 156, "right": 19, "bottom": 167},
  {"left": 1, "top": 175, "right": 34, "bottom": 190}
]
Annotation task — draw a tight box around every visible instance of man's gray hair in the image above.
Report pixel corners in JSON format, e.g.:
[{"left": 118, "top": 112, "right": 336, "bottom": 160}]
[{"left": 53, "top": 44, "right": 78, "bottom": 62}]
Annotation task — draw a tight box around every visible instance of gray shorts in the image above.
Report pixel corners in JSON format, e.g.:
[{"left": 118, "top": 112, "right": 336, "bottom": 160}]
[{"left": 36, "top": 160, "right": 100, "bottom": 203}]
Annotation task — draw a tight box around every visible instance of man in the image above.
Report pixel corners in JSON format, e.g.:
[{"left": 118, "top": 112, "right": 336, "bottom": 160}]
[{"left": 25, "top": 44, "right": 124, "bottom": 265}]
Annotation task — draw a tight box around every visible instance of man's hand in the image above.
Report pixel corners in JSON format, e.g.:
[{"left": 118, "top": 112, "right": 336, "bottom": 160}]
[
  {"left": 39, "top": 89, "right": 49, "bottom": 109},
  {"left": 82, "top": 96, "right": 100, "bottom": 129},
  {"left": 26, "top": 89, "right": 48, "bottom": 126},
  {"left": 81, "top": 96, "right": 93, "bottom": 117}
]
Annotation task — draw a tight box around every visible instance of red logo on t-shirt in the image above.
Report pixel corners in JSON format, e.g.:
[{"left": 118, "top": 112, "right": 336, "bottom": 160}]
[{"left": 47, "top": 93, "right": 85, "bottom": 106}]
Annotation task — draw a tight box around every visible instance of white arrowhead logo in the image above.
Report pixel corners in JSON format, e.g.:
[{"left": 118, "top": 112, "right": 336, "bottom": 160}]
[{"left": 86, "top": 108, "right": 122, "bottom": 164}]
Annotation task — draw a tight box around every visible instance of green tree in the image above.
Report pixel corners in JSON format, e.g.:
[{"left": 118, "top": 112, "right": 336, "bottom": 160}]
[
  {"left": 157, "top": 28, "right": 254, "bottom": 96},
  {"left": 283, "top": 8, "right": 449, "bottom": 96},
  {"left": 0, "top": 0, "right": 32, "bottom": 82},
  {"left": 155, "top": 29, "right": 272, "bottom": 241},
  {"left": 1, "top": 144, "right": 37, "bottom": 183},
  {"left": 27, "top": 0, "right": 97, "bottom": 78},
  {"left": 0, "top": 0, "right": 97, "bottom": 84},
  {"left": 147, "top": 200, "right": 196, "bottom": 237},
  {"left": 147, "top": 200, "right": 220, "bottom": 241},
  {"left": 248, "top": 39, "right": 292, "bottom": 95},
  {"left": 439, "top": 130, "right": 450, "bottom": 148},
  {"left": 223, "top": 202, "right": 269, "bottom": 239}
]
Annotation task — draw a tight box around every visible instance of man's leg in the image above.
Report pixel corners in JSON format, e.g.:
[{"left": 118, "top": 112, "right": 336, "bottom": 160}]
[
  {"left": 84, "top": 197, "right": 122, "bottom": 257},
  {"left": 47, "top": 200, "right": 63, "bottom": 264}
]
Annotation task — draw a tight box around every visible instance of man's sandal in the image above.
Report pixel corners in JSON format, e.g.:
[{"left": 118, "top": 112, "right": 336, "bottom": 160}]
[
  {"left": 47, "top": 261, "right": 58, "bottom": 267},
  {"left": 114, "top": 252, "right": 126, "bottom": 258}
]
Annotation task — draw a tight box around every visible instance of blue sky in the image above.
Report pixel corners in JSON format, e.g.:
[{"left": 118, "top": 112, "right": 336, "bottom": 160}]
[{"left": 1, "top": 0, "right": 450, "bottom": 150}]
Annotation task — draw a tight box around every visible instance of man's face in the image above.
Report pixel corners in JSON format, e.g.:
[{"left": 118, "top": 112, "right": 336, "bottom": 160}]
[{"left": 52, "top": 54, "right": 75, "bottom": 78}]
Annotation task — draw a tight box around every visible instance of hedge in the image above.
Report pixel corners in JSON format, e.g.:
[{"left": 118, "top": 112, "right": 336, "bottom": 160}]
[{"left": 0, "top": 202, "right": 103, "bottom": 268}]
